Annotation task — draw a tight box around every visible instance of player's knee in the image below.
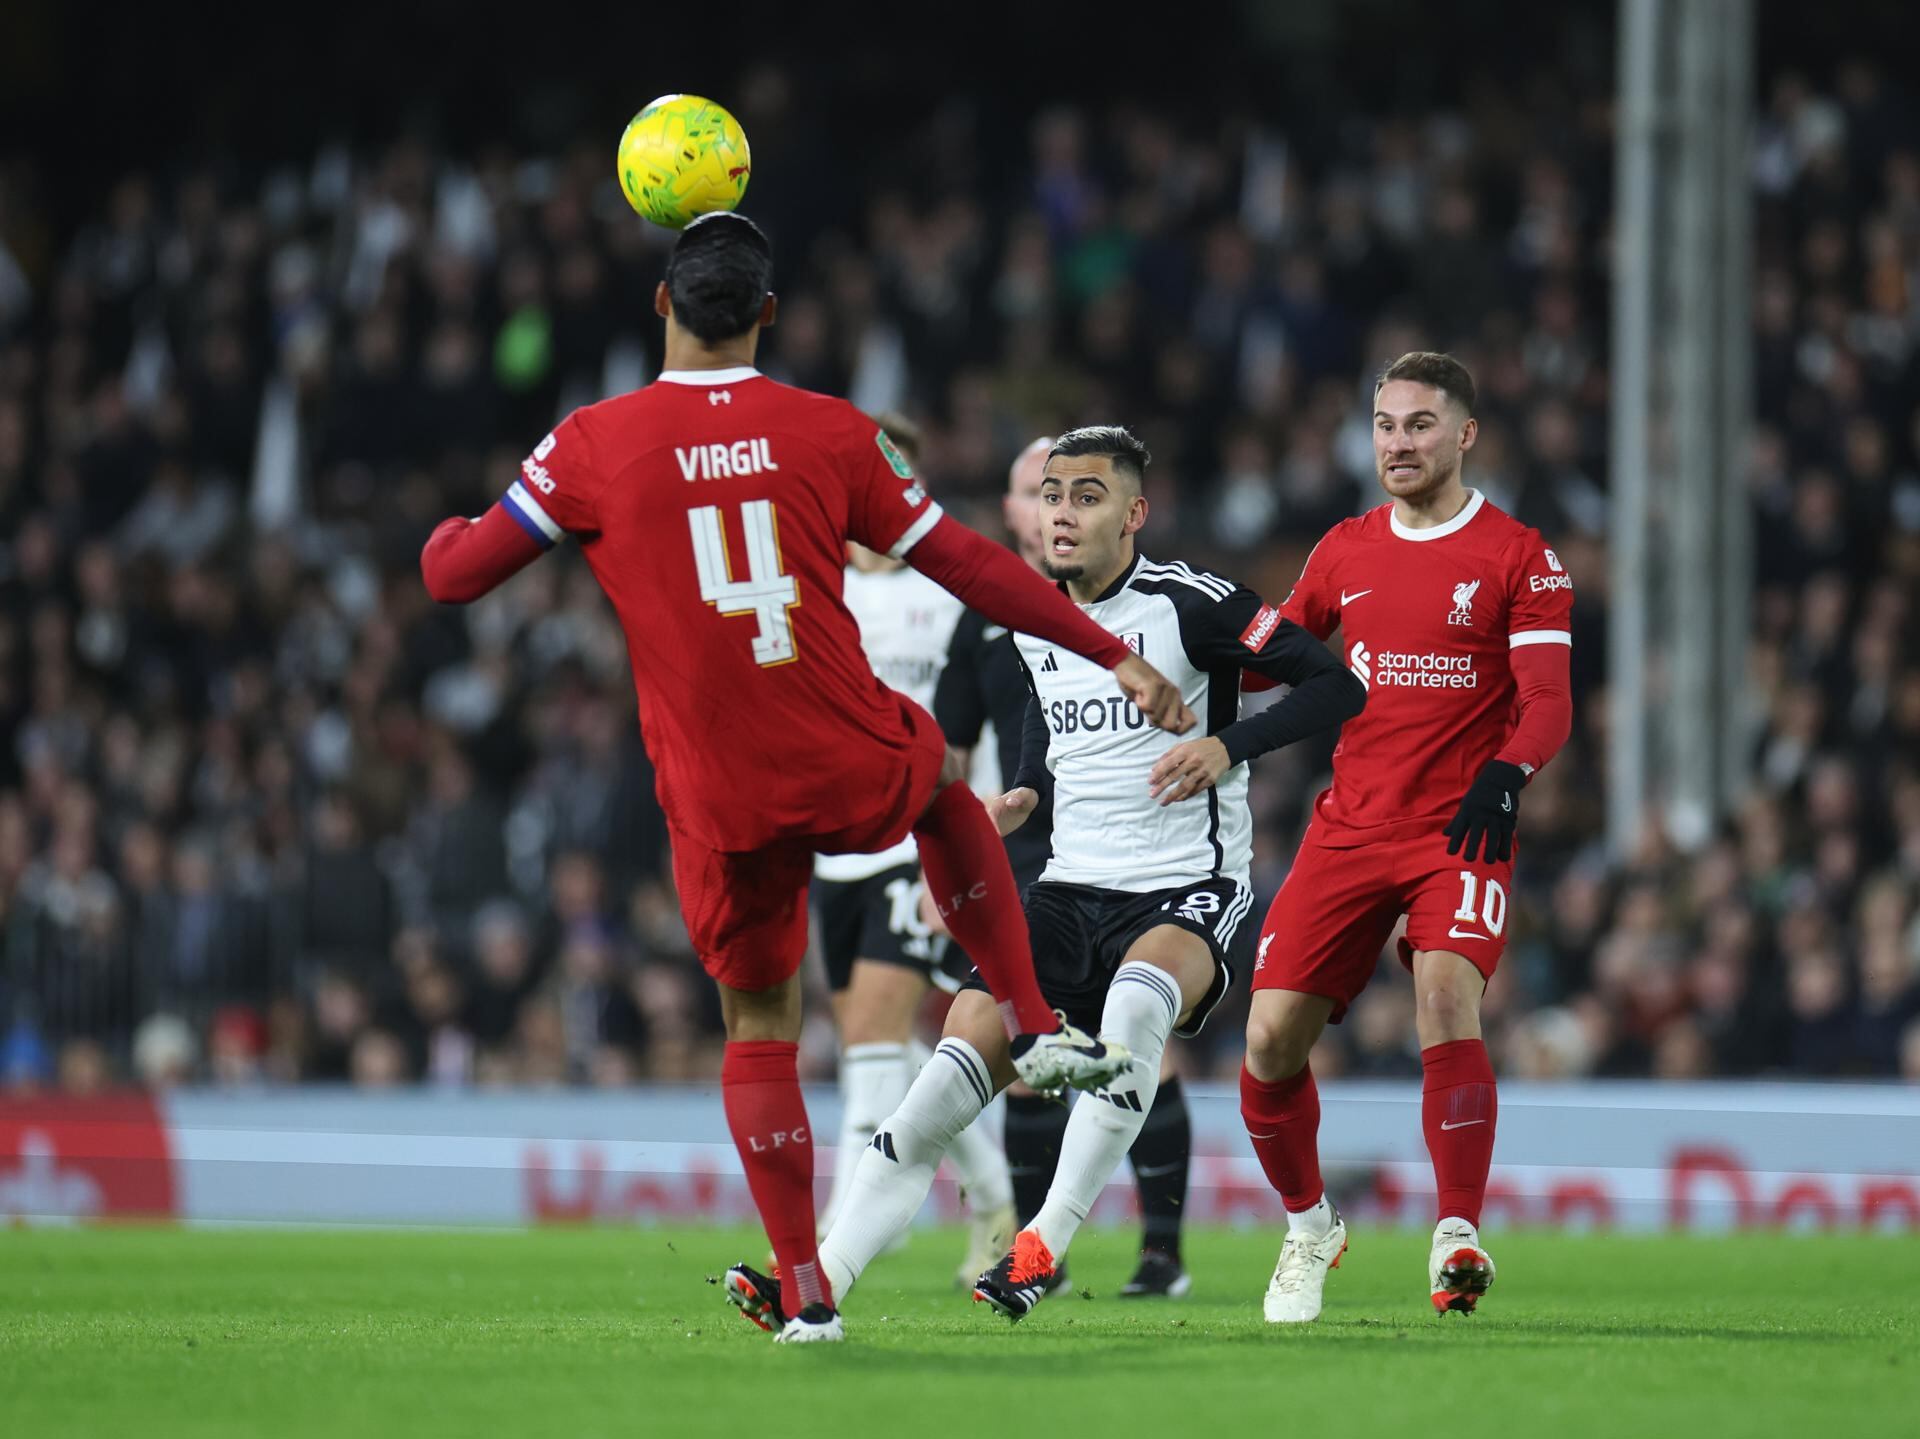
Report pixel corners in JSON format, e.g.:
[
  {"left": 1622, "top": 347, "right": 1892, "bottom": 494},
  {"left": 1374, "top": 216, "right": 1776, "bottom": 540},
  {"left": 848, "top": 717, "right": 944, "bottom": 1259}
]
[
  {"left": 1245, "top": 1007, "right": 1314, "bottom": 1079},
  {"left": 718, "top": 976, "right": 802, "bottom": 1041},
  {"left": 1415, "top": 982, "right": 1479, "bottom": 1041}
]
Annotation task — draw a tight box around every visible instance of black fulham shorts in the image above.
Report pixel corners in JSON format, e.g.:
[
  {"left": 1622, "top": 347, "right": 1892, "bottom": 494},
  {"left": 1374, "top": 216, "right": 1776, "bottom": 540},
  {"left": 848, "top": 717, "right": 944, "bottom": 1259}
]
[{"left": 961, "top": 877, "right": 1251, "bottom": 1037}]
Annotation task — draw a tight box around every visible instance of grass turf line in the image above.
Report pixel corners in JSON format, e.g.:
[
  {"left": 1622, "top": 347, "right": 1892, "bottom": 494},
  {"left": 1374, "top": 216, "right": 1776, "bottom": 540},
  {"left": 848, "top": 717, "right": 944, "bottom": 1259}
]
[{"left": 2, "top": 1225, "right": 1915, "bottom": 1439}]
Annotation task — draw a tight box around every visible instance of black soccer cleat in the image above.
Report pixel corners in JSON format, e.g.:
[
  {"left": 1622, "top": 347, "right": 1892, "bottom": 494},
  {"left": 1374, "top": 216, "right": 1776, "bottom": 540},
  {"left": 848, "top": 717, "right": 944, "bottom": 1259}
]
[
  {"left": 723, "top": 1263, "right": 787, "bottom": 1333},
  {"left": 972, "top": 1231, "right": 1060, "bottom": 1322},
  {"left": 1118, "top": 1248, "right": 1192, "bottom": 1299}
]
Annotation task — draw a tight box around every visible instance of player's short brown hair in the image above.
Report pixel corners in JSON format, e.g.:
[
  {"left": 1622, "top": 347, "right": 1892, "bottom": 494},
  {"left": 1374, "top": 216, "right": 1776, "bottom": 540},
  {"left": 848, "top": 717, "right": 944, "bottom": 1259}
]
[
  {"left": 1376, "top": 351, "right": 1476, "bottom": 416},
  {"left": 1048, "top": 425, "right": 1150, "bottom": 491},
  {"left": 868, "top": 411, "right": 921, "bottom": 467}
]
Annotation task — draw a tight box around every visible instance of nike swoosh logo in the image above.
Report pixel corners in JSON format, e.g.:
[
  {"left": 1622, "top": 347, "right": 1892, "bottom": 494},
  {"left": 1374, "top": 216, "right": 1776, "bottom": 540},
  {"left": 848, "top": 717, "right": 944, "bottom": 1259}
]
[
  {"left": 1134, "top": 1161, "right": 1185, "bottom": 1178},
  {"left": 1439, "top": 1119, "right": 1486, "bottom": 1131},
  {"left": 1447, "top": 926, "right": 1487, "bottom": 941},
  {"left": 1501, "top": 794, "right": 1513, "bottom": 812},
  {"left": 1340, "top": 588, "right": 1373, "bottom": 605},
  {"left": 983, "top": 625, "right": 1008, "bottom": 641}
]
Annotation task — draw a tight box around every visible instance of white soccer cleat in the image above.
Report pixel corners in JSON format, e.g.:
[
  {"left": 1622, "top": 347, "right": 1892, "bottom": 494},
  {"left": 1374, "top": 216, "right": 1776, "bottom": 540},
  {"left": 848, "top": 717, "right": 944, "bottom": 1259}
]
[
  {"left": 1262, "top": 1210, "right": 1350, "bottom": 1324},
  {"left": 774, "top": 1304, "right": 846, "bottom": 1343},
  {"left": 956, "top": 1199, "right": 1017, "bottom": 1288},
  {"left": 1009, "top": 1021, "right": 1131, "bottom": 1096},
  {"left": 1429, "top": 1218, "right": 1495, "bottom": 1315}
]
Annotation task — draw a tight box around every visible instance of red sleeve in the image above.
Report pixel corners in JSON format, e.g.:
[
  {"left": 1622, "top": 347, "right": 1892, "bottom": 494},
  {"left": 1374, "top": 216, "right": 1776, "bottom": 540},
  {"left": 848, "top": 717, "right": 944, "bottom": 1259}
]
[
  {"left": 1278, "top": 530, "right": 1341, "bottom": 642},
  {"left": 843, "top": 414, "right": 945, "bottom": 558},
  {"left": 905, "top": 517, "right": 1132, "bottom": 669},
  {"left": 502, "top": 410, "right": 604, "bottom": 545},
  {"left": 1504, "top": 530, "right": 1574, "bottom": 646},
  {"left": 421, "top": 504, "right": 547, "bottom": 603},
  {"left": 1496, "top": 640, "right": 1572, "bottom": 776},
  {"left": 1498, "top": 530, "right": 1575, "bottom": 774}
]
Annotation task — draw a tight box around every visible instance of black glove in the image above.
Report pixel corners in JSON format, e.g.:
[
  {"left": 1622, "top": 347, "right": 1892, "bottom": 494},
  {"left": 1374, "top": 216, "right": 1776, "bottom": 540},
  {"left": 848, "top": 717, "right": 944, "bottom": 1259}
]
[{"left": 1443, "top": 760, "right": 1527, "bottom": 863}]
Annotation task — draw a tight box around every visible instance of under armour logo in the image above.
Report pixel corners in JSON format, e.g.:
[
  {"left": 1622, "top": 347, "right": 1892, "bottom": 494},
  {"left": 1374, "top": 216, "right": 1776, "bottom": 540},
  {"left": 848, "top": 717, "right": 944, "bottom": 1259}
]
[{"left": 709, "top": 390, "right": 732, "bottom": 406}]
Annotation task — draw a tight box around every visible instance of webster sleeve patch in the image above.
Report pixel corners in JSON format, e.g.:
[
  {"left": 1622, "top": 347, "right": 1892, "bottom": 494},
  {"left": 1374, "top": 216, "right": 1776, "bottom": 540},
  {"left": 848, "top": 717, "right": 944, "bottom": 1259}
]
[{"left": 1240, "top": 603, "right": 1283, "bottom": 652}]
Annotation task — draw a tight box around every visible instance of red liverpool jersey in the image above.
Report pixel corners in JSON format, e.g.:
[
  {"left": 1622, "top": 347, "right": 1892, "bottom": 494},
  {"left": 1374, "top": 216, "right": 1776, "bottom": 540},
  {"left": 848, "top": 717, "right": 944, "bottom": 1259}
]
[
  {"left": 1280, "top": 490, "right": 1573, "bottom": 847},
  {"left": 499, "top": 366, "right": 947, "bottom": 851}
]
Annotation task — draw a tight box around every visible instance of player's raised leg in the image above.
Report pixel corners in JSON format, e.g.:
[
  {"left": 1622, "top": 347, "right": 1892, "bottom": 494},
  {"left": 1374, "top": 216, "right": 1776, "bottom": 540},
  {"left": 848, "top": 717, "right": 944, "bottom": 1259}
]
[
  {"left": 815, "top": 989, "right": 1016, "bottom": 1301},
  {"left": 910, "top": 754, "right": 1127, "bottom": 1093},
  {"left": 1412, "top": 947, "right": 1498, "bottom": 1314},
  {"left": 976, "top": 924, "right": 1215, "bottom": 1321}
]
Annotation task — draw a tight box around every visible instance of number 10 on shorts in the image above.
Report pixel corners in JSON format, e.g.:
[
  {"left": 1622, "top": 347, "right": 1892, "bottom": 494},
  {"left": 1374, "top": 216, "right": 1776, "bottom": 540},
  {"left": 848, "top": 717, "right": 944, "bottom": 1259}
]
[
  {"left": 1452, "top": 871, "right": 1507, "bottom": 936},
  {"left": 689, "top": 500, "right": 800, "bottom": 666}
]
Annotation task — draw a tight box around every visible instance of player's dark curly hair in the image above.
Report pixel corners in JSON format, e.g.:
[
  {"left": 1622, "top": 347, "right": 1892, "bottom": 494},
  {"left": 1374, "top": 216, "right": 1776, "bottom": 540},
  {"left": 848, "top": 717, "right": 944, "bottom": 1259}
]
[
  {"left": 1048, "top": 425, "right": 1151, "bottom": 490},
  {"left": 1376, "top": 351, "right": 1476, "bottom": 415},
  {"left": 665, "top": 212, "right": 774, "bottom": 343}
]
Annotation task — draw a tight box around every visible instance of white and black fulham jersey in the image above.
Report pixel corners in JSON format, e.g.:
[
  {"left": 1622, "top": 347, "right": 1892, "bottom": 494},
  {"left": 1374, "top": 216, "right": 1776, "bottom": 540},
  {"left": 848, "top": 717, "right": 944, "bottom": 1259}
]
[
  {"left": 814, "top": 565, "right": 965, "bottom": 882},
  {"left": 1014, "top": 554, "right": 1364, "bottom": 894}
]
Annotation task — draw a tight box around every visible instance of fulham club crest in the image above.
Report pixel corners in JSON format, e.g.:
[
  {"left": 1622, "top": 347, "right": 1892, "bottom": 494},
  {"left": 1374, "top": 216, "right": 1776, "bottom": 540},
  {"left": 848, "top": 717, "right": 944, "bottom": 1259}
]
[{"left": 1121, "top": 632, "right": 1145, "bottom": 655}]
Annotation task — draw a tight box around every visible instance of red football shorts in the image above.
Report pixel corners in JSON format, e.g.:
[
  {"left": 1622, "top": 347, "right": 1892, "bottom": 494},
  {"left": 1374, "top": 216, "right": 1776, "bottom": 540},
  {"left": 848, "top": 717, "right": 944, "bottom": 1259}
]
[
  {"left": 1251, "top": 827, "right": 1514, "bottom": 1020},
  {"left": 671, "top": 696, "right": 948, "bottom": 991}
]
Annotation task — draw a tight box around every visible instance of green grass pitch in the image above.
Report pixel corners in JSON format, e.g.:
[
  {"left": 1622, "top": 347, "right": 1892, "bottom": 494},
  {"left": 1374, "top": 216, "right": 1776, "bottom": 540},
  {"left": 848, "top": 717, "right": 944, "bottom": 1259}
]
[{"left": 3, "top": 1225, "right": 1916, "bottom": 1438}]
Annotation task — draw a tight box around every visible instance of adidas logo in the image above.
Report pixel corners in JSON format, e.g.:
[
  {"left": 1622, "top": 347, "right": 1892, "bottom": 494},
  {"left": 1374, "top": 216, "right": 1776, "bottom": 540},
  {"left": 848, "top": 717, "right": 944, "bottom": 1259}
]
[
  {"left": 870, "top": 1131, "right": 898, "bottom": 1162},
  {"left": 1040, "top": 653, "right": 1059, "bottom": 672},
  {"left": 1094, "top": 1088, "right": 1145, "bottom": 1113}
]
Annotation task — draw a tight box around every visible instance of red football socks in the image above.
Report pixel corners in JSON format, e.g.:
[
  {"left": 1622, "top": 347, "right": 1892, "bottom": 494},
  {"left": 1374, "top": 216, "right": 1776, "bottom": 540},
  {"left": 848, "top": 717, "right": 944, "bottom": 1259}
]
[
  {"left": 1239, "top": 1062, "right": 1325, "bottom": 1212},
  {"left": 911, "top": 780, "right": 1056, "bottom": 1034},
  {"left": 1421, "top": 1038, "right": 1498, "bottom": 1227},
  {"left": 721, "top": 1040, "right": 831, "bottom": 1312}
]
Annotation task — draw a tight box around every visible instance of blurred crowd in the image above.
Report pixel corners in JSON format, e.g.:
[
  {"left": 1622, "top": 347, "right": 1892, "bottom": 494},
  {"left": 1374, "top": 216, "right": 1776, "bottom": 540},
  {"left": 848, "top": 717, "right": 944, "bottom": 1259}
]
[{"left": 2, "top": 56, "right": 1918, "bottom": 1094}]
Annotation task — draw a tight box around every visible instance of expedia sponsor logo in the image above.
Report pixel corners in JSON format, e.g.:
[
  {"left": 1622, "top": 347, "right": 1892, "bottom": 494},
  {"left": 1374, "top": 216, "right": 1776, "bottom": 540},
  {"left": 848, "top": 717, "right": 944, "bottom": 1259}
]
[
  {"left": 1529, "top": 574, "right": 1574, "bottom": 592},
  {"left": 1047, "top": 697, "right": 1149, "bottom": 734},
  {"left": 1349, "top": 640, "right": 1478, "bottom": 690}
]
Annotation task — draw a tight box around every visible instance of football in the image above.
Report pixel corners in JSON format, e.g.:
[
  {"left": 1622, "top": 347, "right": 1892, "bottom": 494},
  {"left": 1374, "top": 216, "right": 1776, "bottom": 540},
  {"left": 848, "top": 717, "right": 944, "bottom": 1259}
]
[{"left": 616, "top": 94, "right": 752, "bottom": 229}]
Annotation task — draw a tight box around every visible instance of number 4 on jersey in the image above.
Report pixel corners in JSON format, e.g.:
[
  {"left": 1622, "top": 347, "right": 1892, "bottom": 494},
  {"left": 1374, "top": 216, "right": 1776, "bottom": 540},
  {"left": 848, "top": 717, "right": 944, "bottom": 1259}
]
[{"left": 688, "top": 500, "right": 800, "bottom": 666}]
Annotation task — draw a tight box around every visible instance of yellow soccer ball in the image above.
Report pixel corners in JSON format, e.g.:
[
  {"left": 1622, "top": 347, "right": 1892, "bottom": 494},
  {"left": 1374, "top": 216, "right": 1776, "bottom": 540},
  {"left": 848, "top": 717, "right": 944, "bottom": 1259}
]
[{"left": 616, "top": 94, "right": 751, "bottom": 229}]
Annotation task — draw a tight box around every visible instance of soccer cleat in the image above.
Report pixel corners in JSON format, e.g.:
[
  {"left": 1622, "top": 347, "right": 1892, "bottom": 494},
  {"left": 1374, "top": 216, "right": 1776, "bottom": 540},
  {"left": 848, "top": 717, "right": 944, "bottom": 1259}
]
[
  {"left": 723, "top": 1263, "right": 787, "bottom": 1333},
  {"left": 972, "top": 1230, "right": 1060, "bottom": 1321},
  {"left": 1262, "top": 1208, "right": 1350, "bottom": 1323},
  {"left": 774, "top": 1302, "right": 846, "bottom": 1343},
  {"left": 1119, "top": 1248, "right": 1191, "bottom": 1299},
  {"left": 1429, "top": 1219, "right": 1495, "bottom": 1315},
  {"left": 956, "top": 1200, "right": 1017, "bottom": 1288},
  {"left": 1009, "top": 1022, "right": 1131, "bottom": 1097}
]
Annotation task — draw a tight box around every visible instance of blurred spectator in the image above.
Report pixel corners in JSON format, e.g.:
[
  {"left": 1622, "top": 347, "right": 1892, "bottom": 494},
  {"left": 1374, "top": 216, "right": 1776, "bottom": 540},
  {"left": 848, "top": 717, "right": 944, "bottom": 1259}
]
[{"left": 0, "top": 51, "right": 1916, "bottom": 1088}]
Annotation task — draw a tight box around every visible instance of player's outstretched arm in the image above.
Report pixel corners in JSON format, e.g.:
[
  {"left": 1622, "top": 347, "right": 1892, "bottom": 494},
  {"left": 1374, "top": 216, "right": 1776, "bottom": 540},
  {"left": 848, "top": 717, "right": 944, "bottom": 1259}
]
[
  {"left": 1149, "top": 598, "right": 1364, "bottom": 805},
  {"left": 420, "top": 505, "right": 548, "bottom": 604},
  {"left": 903, "top": 517, "right": 1195, "bottom": 733}
]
